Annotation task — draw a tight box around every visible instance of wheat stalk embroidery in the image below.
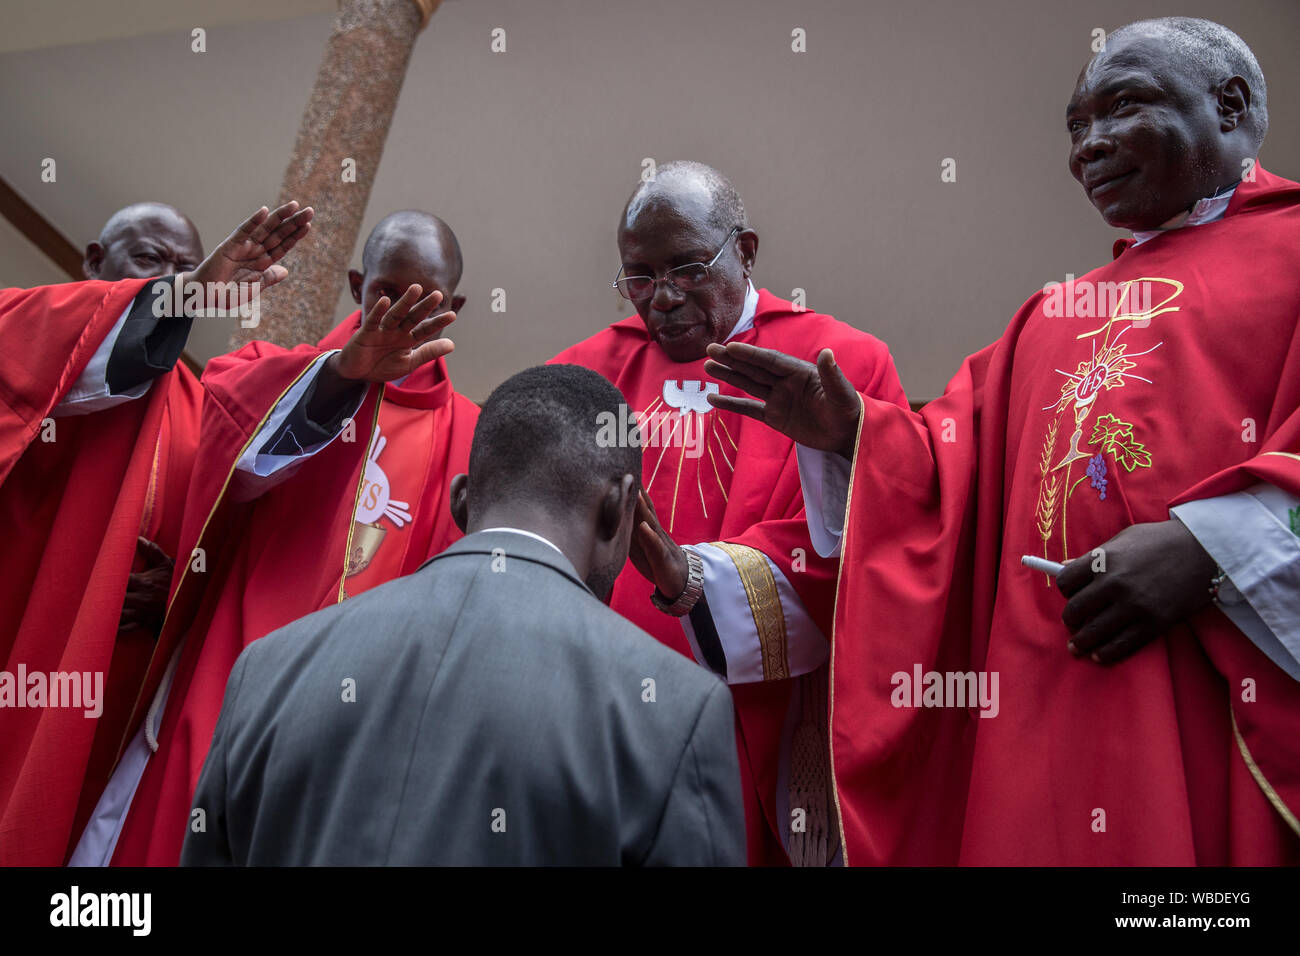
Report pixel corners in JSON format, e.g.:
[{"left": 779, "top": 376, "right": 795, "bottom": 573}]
[{"left": 1036, "top": 419, "right": 1060, "bottom": 546}]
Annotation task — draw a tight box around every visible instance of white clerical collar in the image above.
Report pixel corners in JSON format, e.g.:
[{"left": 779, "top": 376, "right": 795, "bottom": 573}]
[
  {"left": 479, "top": 527, "right": 564, "bottom": 555},
  {"left": 1131, "top": 186, "right": 1236, "bottom": 246},
  {"left": 723, "top": 281, "right": 759, "bottom": 341}
]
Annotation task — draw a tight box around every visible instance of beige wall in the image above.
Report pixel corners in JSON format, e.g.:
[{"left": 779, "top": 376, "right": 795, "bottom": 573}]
[
  {"left": 1, "top": 0, "right": 1297, "bottom": 401},
  {"left": 0, "top": 215, "right": 70, "bottom": 287}
]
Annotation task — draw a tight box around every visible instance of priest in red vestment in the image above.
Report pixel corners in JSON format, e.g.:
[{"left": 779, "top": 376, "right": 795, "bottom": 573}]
[
  {"left": 80, "top": 204, "right": 207, "bottom": 642},
  {"left": 705, "top": 18, "right": 1300, "bottom": 865},
  {"left": 90, "top": 211, "right": 479, "bottom": 867},
  {"left": 1, "top": 200, "right": 312, "bottom": 866},
  {"left": 552, "top": 162, "right": 909, "bottom": 865}
]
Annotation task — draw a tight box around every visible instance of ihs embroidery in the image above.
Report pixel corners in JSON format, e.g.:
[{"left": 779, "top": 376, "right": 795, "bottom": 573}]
[{"left": 346, "top": 424, "right": 412, "bottom": 578}]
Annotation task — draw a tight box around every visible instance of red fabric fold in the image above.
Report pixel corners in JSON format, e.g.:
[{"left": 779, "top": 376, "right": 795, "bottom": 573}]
[{"left": 0, "top": 279, "right": 200, "bottom": 865}]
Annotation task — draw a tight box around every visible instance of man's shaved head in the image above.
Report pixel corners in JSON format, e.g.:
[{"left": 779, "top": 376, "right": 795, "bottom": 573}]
[
  {"left": 83, "top": 201, "right": 203, "bottom": 281},
  {"left": 349, "top": 210, "right": 466, "bottom": 326},
  {"left": 1067, "top": 17, "right": 1265, "bottom": 230},
  {"left": 1107, "top": 17, "right": 1268, "bottom": 148},
  {"left": 622, "top": 161, "right": 747, "bottom": 236},
  {"left": 362, "top": 210, "right": 463, "bottom": 285},
  {"left": 617, "top": 161, "right": 758, "bottom": 363}
]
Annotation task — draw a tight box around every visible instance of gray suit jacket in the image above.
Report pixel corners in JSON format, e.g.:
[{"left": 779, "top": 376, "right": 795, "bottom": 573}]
[{"left": 180, "top": 530, "right": 745, "bottom": 866}]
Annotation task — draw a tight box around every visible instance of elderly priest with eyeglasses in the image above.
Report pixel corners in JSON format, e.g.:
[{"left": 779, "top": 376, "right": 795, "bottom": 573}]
[{"left": 550, "top": 161, "right": 908, "bottom": 866}]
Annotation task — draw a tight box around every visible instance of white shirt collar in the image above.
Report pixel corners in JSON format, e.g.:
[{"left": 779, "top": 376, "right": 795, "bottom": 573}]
[
  {"left": 723, "top": 281, "right": 759, "bottom": 341},
  {"left": 478, "top": 527, "right": 564, "bottom": 555},
  {"left": 1131, "top": 187, "right": 1236, "bottom": 246}
]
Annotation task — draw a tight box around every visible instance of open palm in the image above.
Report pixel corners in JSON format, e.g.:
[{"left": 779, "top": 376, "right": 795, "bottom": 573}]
[
  {"left": 192, "top": 201, "right": 314, "bottom": 291},
  {"left": 704, "top": 342, "right": 862, "bottom": 457},
  {"left": 334, "top": 284, "right": 457, "bottom": 383}
]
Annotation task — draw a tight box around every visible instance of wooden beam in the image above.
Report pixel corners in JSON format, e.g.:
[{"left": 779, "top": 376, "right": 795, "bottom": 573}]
[{"left": 0, "top": 173, "right": 83, "bottom": 278}]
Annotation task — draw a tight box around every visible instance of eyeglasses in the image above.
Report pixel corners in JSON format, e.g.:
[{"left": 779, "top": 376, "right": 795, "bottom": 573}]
[{"left": 612, "top": 226, "right": 740, "bottom": 301}]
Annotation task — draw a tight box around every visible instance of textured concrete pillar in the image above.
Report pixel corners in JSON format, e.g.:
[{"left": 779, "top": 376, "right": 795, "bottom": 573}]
[{"left": 230, "top": 0, "right": 439, "bottom": 349}]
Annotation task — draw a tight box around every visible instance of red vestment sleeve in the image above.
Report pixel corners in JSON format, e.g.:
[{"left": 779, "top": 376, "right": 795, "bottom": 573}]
[
  {"left": 1168, "top": 323, "right": 1300, "bottom": 843},
  {"left": 0, "top": 280, "right": 149, "bottom": 481},
  {"left": 0, "top": 278, "right": 179, "bottom": 865},
  {"left": 726, "top": 339, "right": 911, "bottom": 637},
  {"left": 830, "top": 336, "right": 1006, "bottom": 865}
]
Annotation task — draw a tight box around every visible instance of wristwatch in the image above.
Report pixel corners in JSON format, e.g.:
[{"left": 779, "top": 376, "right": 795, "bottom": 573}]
[{"left": 652, "top": 547, "right": 705, "bottom": 616}]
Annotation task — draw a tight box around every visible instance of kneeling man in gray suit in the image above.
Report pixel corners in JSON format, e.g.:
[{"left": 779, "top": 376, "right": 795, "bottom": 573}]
[{"left": 181, "top": 364, "right": 745, "bottom": 865}]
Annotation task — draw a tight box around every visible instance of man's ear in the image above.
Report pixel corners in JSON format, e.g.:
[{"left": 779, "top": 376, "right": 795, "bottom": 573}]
[
  {"left": 450, "top": 473, "right": 469, "bottom": 534},
  {"left": 598, "top": 473, "right": 637, "bottom": 543},
  {"left": 736, "top": 229, "right": 759, "bottom": 278},
  {"left": 450, "top": 294, "right": 466, "bottom": 314},
  {"left": 1218, "top": 76, "right": 1250, "bottom": 134},
  {"left": 83, "top": 243, "right": 104, "bottom": 280},
  {"left": 347, "top": 269, "right": 364, "bottom": 304}
]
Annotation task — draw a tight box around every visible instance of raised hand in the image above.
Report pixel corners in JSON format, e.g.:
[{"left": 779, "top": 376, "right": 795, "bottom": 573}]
[
  {"left": 704, "top": 342, "right": 862, "bottom": 458},
  {"left": 331, "top": 284, "right": 457, "bottom": 383},
  {"left": 629, "top": 490, "right": 689, "bottom": 600},
  {"left": 187, "top": 201, "right": 314, "bottom": 300}
]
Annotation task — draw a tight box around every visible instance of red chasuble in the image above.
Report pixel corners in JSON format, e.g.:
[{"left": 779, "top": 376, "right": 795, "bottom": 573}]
[
  {"left": 109, "top": 311, "right": 477, "bottom": 865},
  {"left": 552, "top": 289, "right": 907, "bottom": 865},
  {"left": 0, "top": 279, "right": 202, "bottom": 865},
  {"left": 831, "top": 167, "right": 1300, "bottom": 865}
]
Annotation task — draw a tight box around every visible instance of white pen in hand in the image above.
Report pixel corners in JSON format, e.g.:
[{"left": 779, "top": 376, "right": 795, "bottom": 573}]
[{"left": 1021, "top": 554, "right": 1066, "bottom": 577}]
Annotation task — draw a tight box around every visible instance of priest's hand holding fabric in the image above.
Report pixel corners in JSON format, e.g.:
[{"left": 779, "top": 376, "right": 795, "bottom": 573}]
[{"left": 118, "top": 537, "right": 175, "bottom": 638}]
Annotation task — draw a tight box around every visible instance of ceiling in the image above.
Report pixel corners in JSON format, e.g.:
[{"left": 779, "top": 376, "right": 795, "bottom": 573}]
[{"left": 0, "top": 0, "right": 338, "bottom": 53}]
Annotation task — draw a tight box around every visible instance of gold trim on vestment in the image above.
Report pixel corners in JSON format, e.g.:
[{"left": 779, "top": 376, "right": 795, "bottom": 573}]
[
  {"left": 787, "top": 668, "right": 838, "bottom": 867},
  {"left": 112, "top": 360, "right": 324, "bottom": 773},
  {"left": 1230, "top": 704, "right": 1300, "bottom": 839},
  {"left": 826, "top": 394, "right": 866, "bottom": 867},
  {"left": 712, "top": 541, "right": 789, "bottom": 681},
  {"left": 338, "top": 386, "right": 385, "bottom": 602},
  {"left": 140, "top": 429, "right": 162, "bottom": 536}
]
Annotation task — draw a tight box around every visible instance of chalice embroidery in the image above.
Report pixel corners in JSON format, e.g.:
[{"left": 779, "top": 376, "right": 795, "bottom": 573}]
[{"left": 346, "top": 425, "right": 413, "bottom": 578}]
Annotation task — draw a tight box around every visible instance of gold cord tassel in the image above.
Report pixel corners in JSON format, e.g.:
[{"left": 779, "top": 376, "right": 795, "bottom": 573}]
[{"left": 787, "top": 667, "right": 840, "bottom": 867}]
